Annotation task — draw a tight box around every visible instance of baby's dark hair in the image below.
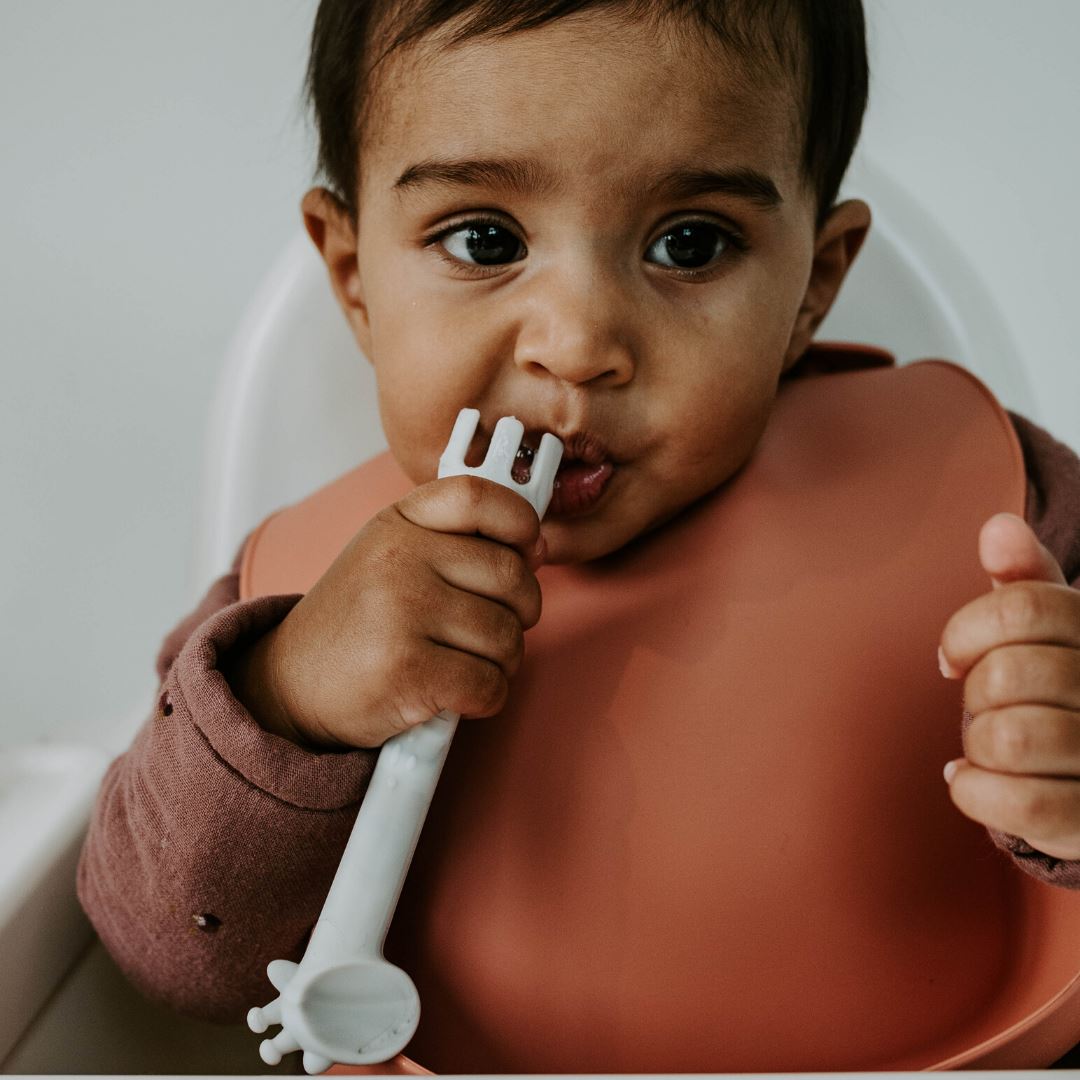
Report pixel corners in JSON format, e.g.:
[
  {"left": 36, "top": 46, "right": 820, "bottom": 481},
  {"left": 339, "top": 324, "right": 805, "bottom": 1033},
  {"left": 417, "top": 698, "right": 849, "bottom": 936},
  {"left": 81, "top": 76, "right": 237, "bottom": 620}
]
[{"left": 305, "top": 0, "right": 867, "bottom": 227}]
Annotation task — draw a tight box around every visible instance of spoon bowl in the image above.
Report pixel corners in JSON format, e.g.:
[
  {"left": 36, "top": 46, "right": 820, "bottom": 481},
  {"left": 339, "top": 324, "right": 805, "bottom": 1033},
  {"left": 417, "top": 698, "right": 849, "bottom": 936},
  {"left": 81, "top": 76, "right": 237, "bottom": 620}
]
[{"left": 287, "top": 957, "right": 420, "bottom": 1065}]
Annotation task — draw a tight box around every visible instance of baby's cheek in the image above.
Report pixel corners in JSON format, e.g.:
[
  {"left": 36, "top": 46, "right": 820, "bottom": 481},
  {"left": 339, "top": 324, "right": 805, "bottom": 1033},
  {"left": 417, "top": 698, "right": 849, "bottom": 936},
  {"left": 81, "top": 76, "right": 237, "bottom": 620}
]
[
  {"left": 682, "top": 366, "right": 778, "bottom": 471},
  {"left": 374, "top": 386, "right": 441, "bottom": 483},
  {"left": 372, "top": 352, "right": 469, "bottom": 473}
]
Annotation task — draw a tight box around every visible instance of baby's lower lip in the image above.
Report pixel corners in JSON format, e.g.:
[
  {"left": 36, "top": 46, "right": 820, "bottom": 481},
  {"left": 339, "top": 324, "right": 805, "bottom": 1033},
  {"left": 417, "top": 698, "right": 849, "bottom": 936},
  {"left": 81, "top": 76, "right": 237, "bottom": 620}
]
[{"left": 547, "top": 460, "right": 615, "bottom": 517}]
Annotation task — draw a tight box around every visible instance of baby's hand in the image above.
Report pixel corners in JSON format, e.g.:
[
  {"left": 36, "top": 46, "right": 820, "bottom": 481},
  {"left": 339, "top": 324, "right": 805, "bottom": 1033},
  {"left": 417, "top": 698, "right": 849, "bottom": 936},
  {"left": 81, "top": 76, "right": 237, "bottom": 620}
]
[
  {"left": 230, "top": 476, "right": 545, "bottom": 750},
  {"left": 939, "top": 512, "right": 1080, "bottom": 858}
]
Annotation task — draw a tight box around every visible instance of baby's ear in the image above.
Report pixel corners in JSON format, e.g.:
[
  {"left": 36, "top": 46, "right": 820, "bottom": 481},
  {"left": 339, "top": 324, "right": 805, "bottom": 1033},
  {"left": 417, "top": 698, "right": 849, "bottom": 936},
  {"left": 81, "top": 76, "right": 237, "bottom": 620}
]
[
  {"left": 783, "top": 198, "right": 871, "bottom": 369},
  {"left": 301, "top": 187, "right": 372, "bottom": 354}
]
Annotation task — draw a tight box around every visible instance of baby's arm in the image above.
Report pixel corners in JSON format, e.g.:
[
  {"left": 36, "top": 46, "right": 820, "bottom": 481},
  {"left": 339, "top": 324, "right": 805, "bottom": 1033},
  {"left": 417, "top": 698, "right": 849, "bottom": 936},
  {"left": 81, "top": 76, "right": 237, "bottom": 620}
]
[
  {"left": 76, "top": 548, "right": 377, "bottom": 1022},
  {"left": 940, "top": 412, "right": 1080, "bottom": 886},
  {"left": 77, "top": 476, "right": 543, "bottom": 1021}
]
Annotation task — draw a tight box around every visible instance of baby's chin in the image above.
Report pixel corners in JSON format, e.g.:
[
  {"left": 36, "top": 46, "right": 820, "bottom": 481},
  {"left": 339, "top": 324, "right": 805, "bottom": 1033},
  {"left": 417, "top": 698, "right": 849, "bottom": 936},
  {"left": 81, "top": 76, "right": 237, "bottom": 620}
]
[
  {"left": 539, "top": 510, "right": 659, "bottom": 566},
  {"left": 541, "top": 476, "right": 744, "bottom": 565}
]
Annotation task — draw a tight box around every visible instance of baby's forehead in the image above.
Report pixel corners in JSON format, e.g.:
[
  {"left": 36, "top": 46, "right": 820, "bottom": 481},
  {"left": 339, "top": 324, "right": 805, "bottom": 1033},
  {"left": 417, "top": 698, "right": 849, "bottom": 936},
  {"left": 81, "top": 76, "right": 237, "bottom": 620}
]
[{"left": 362, "top": 12, "right": 805, "bottom": 202}]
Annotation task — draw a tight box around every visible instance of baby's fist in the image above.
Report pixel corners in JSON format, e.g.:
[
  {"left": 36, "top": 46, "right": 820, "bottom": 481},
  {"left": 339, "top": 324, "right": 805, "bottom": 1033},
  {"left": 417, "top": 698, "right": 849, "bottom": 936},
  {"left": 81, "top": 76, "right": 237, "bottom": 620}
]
[
  {"left": 228, "top": 476, "right": 545, "bottom": 750},
  {"left": 940, "top": 513, "right": 1080, "bottom": 859}
]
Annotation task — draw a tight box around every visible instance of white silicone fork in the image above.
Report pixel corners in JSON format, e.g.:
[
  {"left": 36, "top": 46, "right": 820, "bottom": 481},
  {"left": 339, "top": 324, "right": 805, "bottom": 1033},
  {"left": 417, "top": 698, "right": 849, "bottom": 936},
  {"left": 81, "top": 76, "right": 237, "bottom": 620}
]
[{"left": 247, "top": 409, "right": 563, "bottom": 1074}]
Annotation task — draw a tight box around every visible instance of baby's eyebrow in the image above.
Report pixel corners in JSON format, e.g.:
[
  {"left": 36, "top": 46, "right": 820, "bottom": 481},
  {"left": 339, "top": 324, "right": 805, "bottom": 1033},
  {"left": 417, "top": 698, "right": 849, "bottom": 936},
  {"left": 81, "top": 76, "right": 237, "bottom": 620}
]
[
  {"left": 652, "top": 167, "right": 783, "bottom": 210},
  {"left": 393, "top": 156, "right": 783, "bottom": 210},
  {"left": 394, "top": 157, "right": 556, "bottom": 198}
]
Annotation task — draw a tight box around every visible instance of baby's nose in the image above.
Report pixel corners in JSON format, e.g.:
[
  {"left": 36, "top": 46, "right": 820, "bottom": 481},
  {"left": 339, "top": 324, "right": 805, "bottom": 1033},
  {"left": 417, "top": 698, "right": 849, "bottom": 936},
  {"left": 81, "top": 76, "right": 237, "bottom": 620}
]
[{"left": 512, "top": 270, "right": 636, "bottom": 387}]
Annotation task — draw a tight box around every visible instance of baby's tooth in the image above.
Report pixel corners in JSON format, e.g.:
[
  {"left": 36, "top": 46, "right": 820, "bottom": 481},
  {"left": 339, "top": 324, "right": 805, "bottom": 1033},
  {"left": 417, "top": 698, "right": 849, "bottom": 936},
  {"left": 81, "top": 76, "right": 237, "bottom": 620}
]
[{"left": 438, "top": 408, "right": 481, "bottom": 476}]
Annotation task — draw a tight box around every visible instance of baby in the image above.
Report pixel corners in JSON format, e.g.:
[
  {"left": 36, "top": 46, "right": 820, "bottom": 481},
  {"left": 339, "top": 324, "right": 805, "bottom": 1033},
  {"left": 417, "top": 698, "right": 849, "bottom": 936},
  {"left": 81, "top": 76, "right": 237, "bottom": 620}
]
[{"left": 79, "top": 0, "right": 1080, "bottom": 1070}]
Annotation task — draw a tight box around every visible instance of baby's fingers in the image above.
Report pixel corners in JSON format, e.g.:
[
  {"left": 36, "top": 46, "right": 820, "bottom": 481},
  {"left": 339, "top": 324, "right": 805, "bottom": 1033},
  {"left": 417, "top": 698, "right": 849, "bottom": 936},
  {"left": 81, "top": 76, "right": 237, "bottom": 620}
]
[
  {"left": 963, "top": 643, "right": 1080, "bottom": 715},
  {"left": 429, "top": 588, "right": 526, "bottom": 680},
  {"left": 416, "top": 641, "right": 510, "bottom": 722},
  {"left": 964, "top": 704, "right": 1080, "bottom": 776},
  {"left": 433, "top": 533, "right": 542, "bottom": 629},
  {"left": 944, "top": 760, "right": 1080, "bottom": 860},
  {"left": 940, "top": 581, "right": 1080, "bottom": 679},
  {"left": 396, "top": 475, "right": 542, "bottom": 563}
]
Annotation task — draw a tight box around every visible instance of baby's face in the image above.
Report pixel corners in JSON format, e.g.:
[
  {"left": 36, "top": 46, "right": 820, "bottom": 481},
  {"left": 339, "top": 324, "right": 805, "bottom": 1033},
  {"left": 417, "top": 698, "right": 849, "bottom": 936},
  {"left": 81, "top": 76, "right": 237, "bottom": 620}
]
[{"left": 309, "top": 11, "right": 866, "bottom": 563}]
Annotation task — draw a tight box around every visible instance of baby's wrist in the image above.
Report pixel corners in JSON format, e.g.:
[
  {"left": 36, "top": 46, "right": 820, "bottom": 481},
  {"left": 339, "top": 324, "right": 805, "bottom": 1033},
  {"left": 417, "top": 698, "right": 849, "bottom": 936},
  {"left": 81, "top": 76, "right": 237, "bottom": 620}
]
[{"left": 222, "top": 629, "right": 325, "bottom": 750}]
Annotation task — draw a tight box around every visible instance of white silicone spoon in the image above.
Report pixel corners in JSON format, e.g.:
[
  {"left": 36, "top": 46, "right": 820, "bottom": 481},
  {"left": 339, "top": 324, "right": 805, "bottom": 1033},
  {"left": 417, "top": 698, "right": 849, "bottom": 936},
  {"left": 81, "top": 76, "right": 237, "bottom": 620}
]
[{"left": 247, "top": 409, "right": 563, "bottom": 1074}]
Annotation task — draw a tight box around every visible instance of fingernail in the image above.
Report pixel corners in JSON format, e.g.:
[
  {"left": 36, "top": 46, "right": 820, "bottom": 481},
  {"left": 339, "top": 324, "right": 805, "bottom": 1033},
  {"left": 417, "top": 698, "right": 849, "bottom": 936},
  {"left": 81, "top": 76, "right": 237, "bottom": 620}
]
[
  {"left": 943, "top": 759, "right": 959, "bottom": 784},
  {"left": 532, "top": 534, "right": 547, "bottom": 567},
  {"left": 938, "top": 646, "right": 960, "bottom": 679}
]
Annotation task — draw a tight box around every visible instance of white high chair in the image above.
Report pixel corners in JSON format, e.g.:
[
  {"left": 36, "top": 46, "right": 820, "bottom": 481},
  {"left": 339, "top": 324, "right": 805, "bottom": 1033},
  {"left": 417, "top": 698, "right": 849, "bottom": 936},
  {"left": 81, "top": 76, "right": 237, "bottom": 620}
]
[
  {"left": 193, "top": 154, "right": 1038, "bottom": 592},
  {"left": 0, "top": 154, "right": 1046, "bottom": 1077}
]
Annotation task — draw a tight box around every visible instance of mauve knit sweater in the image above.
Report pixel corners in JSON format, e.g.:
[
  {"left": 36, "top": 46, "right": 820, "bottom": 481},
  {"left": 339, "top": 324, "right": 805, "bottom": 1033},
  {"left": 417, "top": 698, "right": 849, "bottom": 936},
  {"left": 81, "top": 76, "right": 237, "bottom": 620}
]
[{"left": 77, "top": 410, "right": 1080, "bottom": 1027}]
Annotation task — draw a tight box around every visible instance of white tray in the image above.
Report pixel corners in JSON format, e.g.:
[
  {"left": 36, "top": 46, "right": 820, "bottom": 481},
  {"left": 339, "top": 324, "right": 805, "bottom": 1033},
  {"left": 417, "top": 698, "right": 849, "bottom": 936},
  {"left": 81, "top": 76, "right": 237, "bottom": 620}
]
[{"left": 0, "top": 742, "right": 109, "bottom": 1062}]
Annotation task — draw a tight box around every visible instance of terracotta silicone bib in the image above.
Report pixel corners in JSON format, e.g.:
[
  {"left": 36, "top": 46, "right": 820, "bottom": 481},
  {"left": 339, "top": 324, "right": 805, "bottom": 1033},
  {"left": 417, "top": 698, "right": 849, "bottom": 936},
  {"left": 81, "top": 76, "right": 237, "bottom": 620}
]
[{"left": 242, "top": 347, "right": 1080, "bottom": 1072}]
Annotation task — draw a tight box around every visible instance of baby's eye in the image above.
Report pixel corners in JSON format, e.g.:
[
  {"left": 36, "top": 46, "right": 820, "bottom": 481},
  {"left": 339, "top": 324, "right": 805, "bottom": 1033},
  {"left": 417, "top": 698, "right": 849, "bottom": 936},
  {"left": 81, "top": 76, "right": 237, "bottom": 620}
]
[
  {"left": 645, "top": 221, "right": 734, "bottom": 272},
  {"left": 439, "top": 221, "right": 526, "bottom": 267}
]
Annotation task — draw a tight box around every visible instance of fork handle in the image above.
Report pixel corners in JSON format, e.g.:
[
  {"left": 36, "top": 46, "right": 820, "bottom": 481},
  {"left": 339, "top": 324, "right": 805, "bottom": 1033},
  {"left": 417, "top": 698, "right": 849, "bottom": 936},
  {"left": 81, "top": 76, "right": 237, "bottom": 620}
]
[{"left": 301, "top": 711, "right": 459, "bottom": 969}]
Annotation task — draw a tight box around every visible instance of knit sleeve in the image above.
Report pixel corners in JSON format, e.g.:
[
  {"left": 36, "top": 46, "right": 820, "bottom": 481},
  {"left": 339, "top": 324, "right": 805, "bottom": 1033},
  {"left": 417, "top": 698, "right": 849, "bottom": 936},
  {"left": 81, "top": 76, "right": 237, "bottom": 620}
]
[
  {"left": 974, "top": 412, "right": 1080, "bottom": 888},
  {"left": 76, "top": 549, "right": 376, "bottom": 1021}
]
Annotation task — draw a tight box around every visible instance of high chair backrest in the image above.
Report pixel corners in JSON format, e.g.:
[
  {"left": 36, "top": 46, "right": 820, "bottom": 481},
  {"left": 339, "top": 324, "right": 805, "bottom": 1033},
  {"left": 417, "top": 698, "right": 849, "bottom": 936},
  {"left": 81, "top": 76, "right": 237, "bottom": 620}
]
[{"left": 195, "top": 155, "right": 1038, "bottom": 590}]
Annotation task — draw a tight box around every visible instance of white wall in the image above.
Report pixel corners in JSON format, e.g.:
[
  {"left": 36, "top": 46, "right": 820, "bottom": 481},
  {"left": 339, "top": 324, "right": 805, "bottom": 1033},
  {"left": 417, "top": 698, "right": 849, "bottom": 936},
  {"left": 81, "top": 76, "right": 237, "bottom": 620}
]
[
  {"left": 860, "top": 0, "right": 1080, "bottom": 446},
  {"left": 2, "top": 1, "right": 1078, "bottom": 749},
  {"left": 1, "top": 2, "right": 319, "bottom": 746}
]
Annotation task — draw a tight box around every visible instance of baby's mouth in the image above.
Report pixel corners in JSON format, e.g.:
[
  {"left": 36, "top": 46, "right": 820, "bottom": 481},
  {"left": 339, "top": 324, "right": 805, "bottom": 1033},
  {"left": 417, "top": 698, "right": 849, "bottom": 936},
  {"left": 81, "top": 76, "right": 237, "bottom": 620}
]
[{"left": 512, "top": 430, "right": 617, "bottom": 516}]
